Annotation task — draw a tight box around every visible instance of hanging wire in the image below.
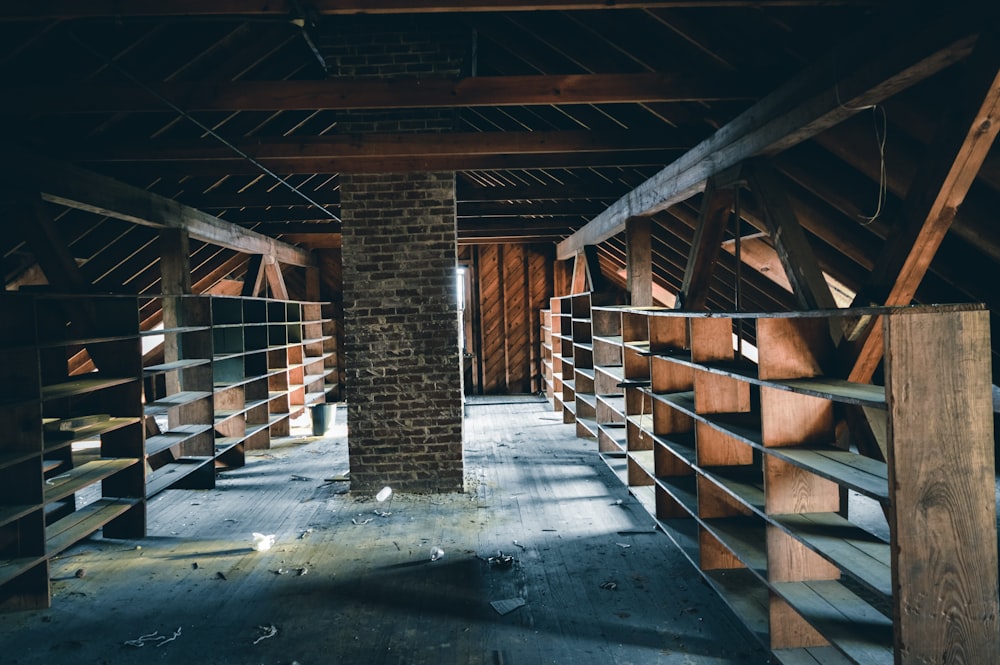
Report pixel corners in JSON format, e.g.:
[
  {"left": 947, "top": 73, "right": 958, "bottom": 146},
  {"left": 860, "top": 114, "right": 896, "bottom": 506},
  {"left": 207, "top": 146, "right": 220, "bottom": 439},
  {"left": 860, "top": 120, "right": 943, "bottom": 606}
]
[
  {"left": 834, "top": 79, "right": 887, "bottom": 226},
  {"left": 68, "top": 30, "right": 341, "bottom": 222}
]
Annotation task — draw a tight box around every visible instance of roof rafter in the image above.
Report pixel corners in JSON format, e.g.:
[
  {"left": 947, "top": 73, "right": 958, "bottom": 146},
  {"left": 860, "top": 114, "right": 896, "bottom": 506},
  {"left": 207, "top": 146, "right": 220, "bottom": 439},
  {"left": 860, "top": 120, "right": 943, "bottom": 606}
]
[
  {"left": 556, "top": 11, "right": 979, "bottom": 259},
  {"left": 11, "top": 153, "right": 315, "bottom": 267}
]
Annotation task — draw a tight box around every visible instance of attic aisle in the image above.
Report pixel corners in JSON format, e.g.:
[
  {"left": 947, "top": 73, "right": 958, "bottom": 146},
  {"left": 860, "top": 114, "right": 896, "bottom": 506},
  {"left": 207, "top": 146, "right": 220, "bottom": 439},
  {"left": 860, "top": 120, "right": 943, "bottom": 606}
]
[{"left": 2, "top": 396, "right": 768, "bottom": 665}]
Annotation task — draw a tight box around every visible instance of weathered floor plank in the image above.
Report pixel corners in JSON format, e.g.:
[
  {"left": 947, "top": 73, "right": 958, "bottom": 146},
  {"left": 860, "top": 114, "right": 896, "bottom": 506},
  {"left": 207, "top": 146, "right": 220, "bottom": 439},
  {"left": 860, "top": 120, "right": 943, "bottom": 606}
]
[{"left": 2, "top": 397, "right": 768, "bottom": 664}]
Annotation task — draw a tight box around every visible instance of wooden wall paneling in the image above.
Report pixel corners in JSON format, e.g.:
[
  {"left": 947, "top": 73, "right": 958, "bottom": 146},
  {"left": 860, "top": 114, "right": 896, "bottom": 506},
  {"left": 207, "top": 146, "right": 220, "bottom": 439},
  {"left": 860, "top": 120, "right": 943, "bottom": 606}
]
[
  {"left": 476, "top": 244, "right": 505, "bottom": 394},
  {"left": 884, "top": 307, "right": 999, "bottom": 664},
  {"left": 527, "top": 245, "right": 552, "bottom": 393},
  {"left": 502, "top": 244, "right": 530, "bottom": 393}
]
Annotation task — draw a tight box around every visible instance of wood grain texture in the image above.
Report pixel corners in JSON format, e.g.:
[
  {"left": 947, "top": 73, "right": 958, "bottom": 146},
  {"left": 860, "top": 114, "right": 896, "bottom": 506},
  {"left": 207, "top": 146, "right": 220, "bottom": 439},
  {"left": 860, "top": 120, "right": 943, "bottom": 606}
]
[
  {"left": 764, "top": 457, "right": 839, "bottom": 515},
  {"left": 757, "top": 317, "right": 832, "bottom": 380},
  {"left": 770, "top": 596, "right": 829, "bottom": 649},
  {"left": 884, "top": 309, "right": 1000, "bottom": 664},
  {"left": 696, "top": 423, "right": 754, "bottom": 467},
  {"left": 649, "top": 314, "right": 689, "bottom": 352},
  {"left": 760, "top": 388, "right": 834, "bottom": 448},
  {"left": 700, "top": 527, "right": 746, "bottom": 572}
]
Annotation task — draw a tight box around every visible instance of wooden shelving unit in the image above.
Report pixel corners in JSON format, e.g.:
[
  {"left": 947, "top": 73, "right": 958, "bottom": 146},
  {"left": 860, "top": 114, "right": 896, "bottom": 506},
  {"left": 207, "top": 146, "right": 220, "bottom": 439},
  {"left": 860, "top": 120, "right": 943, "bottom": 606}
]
[
  {"left": 142, "top": 295, "right": 215, "bottom": 496},
  {"left": 140, "top": 295, "right": 337, "bottom": 484},
  {"left": 544, "top": 299, "right": 999, "bottom": 665},
  {"left": 1, "top": 293, "right": 145, "bottom": 611}
]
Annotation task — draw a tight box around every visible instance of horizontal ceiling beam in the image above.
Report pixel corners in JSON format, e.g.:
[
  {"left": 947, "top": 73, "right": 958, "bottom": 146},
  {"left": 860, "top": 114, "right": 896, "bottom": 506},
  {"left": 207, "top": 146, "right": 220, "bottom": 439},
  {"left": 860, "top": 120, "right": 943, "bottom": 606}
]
[
  {"left": 0, "top": 1, "right": 878, "bottom": 20},
  {"left": 13, "top": 153, "right": 314, "bottom": 267},
  {"left": 233, "top": 217, "right": 585, "bottom": 234},
  {"left": 63, "top": 130, "right": 685, "bottom": 175},
  {"left": 4, "top": 74, "right": 755, "bottom": 113},
  {"left": 178, "top": 180, "right": 627, "bottom": 209},
  {"left": 556, "top": 11, "right": 978, "bottom": 259},
  {"left": 68, "top": 130, "right": 689, "bottom": 162},
  {"left": 89, "top": 149, "right": 680, "bottom": 175}
]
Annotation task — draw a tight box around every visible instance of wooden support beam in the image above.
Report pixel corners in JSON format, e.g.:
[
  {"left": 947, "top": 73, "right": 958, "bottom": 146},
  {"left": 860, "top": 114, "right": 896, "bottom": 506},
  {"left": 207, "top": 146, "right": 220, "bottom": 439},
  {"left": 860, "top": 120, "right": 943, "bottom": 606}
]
[
  {"left": 0, "top": 1, "right": 874, "bottom": 20},
  {"left": 68, "top": 130, "right": 688, "bottom": 163},
  {"left": 675, "top": 179, "right": 735, "bottom": 311},
  {"left": 263, "top": 256, "right": 289, "bottom": 300},
  {"left": 846, "top": 29, "right": 1000, "bottom": 383},
  {"left": 556, "top": 12, "right": 978, "bottom": 260},
  {"left": 884, "top": 307, "right": 999, "bottom": 665},
  {"left": 4, "top": 73, "right": 755, "bottom": 114},
  {"left": 18, "top": 193, "right": 89, "bottom": 292},
  {"left": 583, "top": 245, "right": 605, "bottom": 293},
  {"left": 241, "top": 255, "right": 266, "bottom": 297},
  {"left": 747, "top": 160, "right": 838, "bottom": 312},
  {"left": 626, "top": 216, "right": 653, "bottom": 307},
  {"left": 101, "top": 149, "right": 678, "bottom": 177},
  {"left": 159, "top": 228, "right": 190, "bottom": 394},
  {"left": 570, "top": 251, "right": 588, "bottom": 294},
  {"left": 11, "top": 152, "right": 314, "bottom": 267},
  {"left": 159, "top": 228, "right": 191, "bottom": 296}
]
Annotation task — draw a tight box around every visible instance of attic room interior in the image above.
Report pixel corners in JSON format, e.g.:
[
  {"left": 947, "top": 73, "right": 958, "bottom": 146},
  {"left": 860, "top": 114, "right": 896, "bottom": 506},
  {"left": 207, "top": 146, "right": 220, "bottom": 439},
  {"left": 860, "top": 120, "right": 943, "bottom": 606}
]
[{"left": 1, "top": 1, "right": 999, "bottom": 664}]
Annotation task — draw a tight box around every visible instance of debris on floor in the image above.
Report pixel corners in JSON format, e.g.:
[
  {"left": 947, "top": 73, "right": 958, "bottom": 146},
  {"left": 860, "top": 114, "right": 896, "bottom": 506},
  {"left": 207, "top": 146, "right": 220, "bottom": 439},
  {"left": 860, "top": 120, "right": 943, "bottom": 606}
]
[
  {"left": 430, "top": 546, "right": 445, "bottom": 561},
  {"left": 252, "top": 624, "right": 278, "bottom": 645},
  {"left": 600, "top": 581, "right": 618, "bottom": 591},
  {"left": 124, "top": 627, "right": 182, "bottom": 648},
  {"left": 252, "top": 533, "right": 277, "bottom": 551},
  {"left": 490, "top": 598, "right": 526, "bottom": 615}
]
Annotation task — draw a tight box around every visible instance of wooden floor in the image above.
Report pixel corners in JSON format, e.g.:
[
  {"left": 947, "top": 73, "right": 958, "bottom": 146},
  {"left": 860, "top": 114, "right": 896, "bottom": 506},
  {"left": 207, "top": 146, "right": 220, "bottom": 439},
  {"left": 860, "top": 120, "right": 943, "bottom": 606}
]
[{"left": 3, "top": 396, "right": 770, "bottom": 664}]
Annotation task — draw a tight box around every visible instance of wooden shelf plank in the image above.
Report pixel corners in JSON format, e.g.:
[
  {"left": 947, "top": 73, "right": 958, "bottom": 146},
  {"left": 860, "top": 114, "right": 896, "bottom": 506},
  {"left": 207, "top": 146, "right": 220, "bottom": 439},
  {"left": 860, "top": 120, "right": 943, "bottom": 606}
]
[
  {"left": 146, "top": 457, "right": 213, "bottom": 496},
  {"left": 0, "top": 504, "right": 40, "bottom": 530},
  {"left": 599, "top": 453, "right": 628, "bottom": 485},
  {"left": 702, "top": 466, "right": 766, "bottom": 513},
  {"left": 772, "top": 580, "right": 893, "bottom": 665},
  {"left": 653, "top": 431, "right": 697, "bottom": 466},
  {"left": 769, "top": 448, "right": 889, "bottom": 504},
  {"left": 0, "top": 554, "right": 47, "bottom": 588},
  {"left": 141, "top": 326, "right": 209, "bottom": 336},
  {"left": 773, "top": 647, "right": 856, "bottom": 665},
  {"left": 0, "top": 449, "right": 39, "bottom": 472},
  {"left": 772, "top": 513, "right": 891, "bottom": 598},
  {"left": 629, "top": 449, "right": 655, "bottom": 477},
  {"left": 704, "top": 568, "right": 771, "bottom": 647},
  {"left": 703, "top": 516, "right": 768, "bottom": 575},
  {"left": 597, "top": 394, "right": 625, "bottom": 420},
  {"left": 41, "top": 376, "right": 136, "bottom": 401},
  {"left": 145, "top": 424, "right": 214, "bottom": 457},
  {"left": 143, "top": 358, "right": 210, "bottom": 375},
  {"left": 145, "top": 390, "right": 212, "bottom": 415},
  {"left": 43, "top": 458, "right": 139, "bottom": 505},
  {"left": 657, "top": 474, "right": 698, "bottom": 514},
  {"left": 630, "top": 483, "right": 656, "bottom": 514},
  {"left": 650, "top": 353, "right": 886, "bottom": 409},
  {"left": 43, "top": 417, "right": 141, "bottom": 453},
  {"left": 46, "top": 498, "right": 140, "bottom": 556}
]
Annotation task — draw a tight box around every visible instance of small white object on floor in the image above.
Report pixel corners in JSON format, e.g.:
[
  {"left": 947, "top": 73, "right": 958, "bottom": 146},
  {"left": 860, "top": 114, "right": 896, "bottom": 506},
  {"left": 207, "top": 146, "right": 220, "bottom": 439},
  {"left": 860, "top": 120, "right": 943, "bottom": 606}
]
[
  {"left": 252, "top": 533, "right": 276, "bottom": 552},
  {"left": 376, "top": 486, "right": 392, "bottom": 502},
  {"left": 430, "top": 546, "right": 445, "bottom": 561}
]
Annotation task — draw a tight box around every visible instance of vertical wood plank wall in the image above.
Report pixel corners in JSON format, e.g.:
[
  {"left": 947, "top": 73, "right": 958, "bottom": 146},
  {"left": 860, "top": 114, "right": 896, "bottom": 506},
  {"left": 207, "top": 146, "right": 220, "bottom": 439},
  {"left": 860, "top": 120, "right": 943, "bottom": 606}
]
[{"left": 470, "top": 244, "right": 553, "bottom": 394}]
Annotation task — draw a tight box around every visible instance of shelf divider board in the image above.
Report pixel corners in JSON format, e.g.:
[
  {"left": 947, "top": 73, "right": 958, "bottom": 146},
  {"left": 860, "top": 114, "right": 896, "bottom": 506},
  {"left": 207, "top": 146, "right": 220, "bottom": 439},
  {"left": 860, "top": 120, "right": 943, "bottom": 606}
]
[
  {"left": 756, "top": 317, "right": 843, "bottom": 652},
  {"left": 883, "top": 308, "right": 999, "bottom": 664}
]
